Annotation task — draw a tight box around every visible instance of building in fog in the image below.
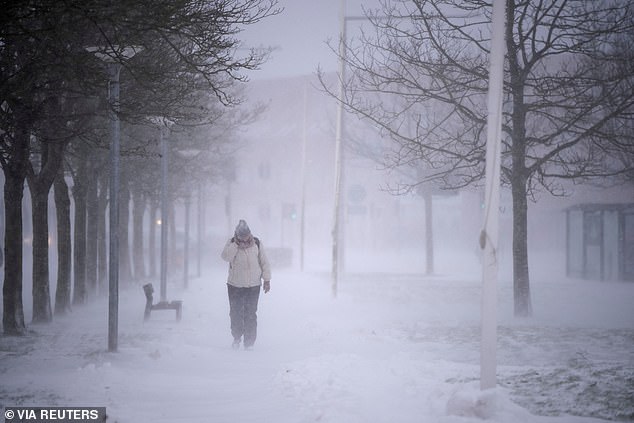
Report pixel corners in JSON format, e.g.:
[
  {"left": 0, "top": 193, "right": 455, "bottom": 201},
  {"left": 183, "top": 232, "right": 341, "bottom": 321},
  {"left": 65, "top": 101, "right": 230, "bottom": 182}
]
[
  {"left": 566, "top": 203, "right": 634, "bottom": 282},
  {"left": 219, "top": 75, "right": 438, "bottom": 273},
  {"left": 210, "top": 74, "right": 634, "bottom": 281}
]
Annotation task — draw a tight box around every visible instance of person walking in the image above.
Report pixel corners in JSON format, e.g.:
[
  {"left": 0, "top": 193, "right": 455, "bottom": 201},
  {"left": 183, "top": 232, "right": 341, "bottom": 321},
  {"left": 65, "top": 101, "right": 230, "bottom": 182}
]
[{"left": 221, "top": 219, "right": 271, "bottom": 350}]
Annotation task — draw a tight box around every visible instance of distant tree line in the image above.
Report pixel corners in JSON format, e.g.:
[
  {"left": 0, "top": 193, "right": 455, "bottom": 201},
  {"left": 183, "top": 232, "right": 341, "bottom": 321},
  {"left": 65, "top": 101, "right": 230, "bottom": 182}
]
[
  {"left": 320, "top": 0, "right": 634, "bottom": 316},
  {"left": 1, "top": 0, "right": 280, "bottom": 335}
]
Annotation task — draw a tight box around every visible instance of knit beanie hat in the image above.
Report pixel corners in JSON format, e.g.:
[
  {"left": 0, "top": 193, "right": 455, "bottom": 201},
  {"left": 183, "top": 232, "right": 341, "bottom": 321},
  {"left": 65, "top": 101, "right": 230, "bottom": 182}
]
[{"left": 235, "top": 219, "right": 251, "bottom": 240}]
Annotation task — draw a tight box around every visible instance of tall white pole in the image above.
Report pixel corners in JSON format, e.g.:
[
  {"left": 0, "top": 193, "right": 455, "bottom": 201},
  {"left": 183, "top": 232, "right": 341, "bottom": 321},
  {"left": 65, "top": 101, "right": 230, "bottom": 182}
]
[
  {"left": 480, "top": 0, "right": 507, "bottom": 390},
  {"left": 300, "top": 81, "right": 308, "bottom": 272},
  {"left": 331, "top": 0, "right": 347, "bottom": 298}
]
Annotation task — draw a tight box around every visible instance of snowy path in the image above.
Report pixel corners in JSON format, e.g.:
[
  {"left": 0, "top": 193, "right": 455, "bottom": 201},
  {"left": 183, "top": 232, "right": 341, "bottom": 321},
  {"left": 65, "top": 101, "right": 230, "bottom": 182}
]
[{"left": 1, "top": 265, "right": 633, "bottom": 422}]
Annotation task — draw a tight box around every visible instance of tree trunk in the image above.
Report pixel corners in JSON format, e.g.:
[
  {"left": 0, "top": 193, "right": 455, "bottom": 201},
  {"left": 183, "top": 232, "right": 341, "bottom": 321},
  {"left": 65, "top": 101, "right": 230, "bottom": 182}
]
[
  {"left": 72, "top": 161, "right": 87, "bottom": 304},
  {"left": 131, "top": 187, "right": 146, "bottom": 281},
  {"left": 85, "top": 170, "right": 99, "bottom": 296},
  {"left": 511, "top": 174, "right": 532, "bottom": 317},
  {"left": 29, "top": 183, "right": 52, "bottom": 323},
  {"left": 2, "top": 117, "right": 29, "bottom": 335},
  {"left": 26, "top": 97, "right": 67, "bottom": 323},
  {"left": 423, "top": 190, "right": 434, "bottom": 275},
  {"left": 507, "top": 36, "right": 533, "bottom": 317},
  {"left": 3, "top": 175, "right": 27, "bottom": 334},
  {"left": 97, "top": 172, "right": 108, "bottom": 295},
  {"left": 54, "top": 167, "right": 72, "bottom": 315}
]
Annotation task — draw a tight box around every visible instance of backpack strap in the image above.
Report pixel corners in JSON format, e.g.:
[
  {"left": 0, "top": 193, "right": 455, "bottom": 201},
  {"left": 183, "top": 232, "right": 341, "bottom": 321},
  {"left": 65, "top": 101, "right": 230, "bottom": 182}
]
[{"left": 253, "top": 237, "right": 263, "bottom": 268}]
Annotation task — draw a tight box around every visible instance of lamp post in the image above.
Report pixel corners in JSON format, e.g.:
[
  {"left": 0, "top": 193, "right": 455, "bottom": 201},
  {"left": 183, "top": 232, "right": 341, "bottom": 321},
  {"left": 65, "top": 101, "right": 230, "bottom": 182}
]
[
  {"left": 183, "top": 192, "right": 191, "bottom": 289},
  {"left": 332, "top": 0, "right": 347, "bottom": 298},
  {"left": 333, "top": 5, "right": 399, "bottom": 298},
  {"left": 147, "top": 116, "right": 178, "bottom": 304},
  {"left": 330, "top": 2, "right": 501, "bottom": 392},
  {"left": 197, "top": 182, "right": 203, "bottom": 278},
  {"left": 480, "top": 0, "right": 506, "bottom": 391},
  {"left": 331, "top": 4, "right": 371, "bottom": 297},
  {"left": 161, "top": 124, "right": 168, "bottom": 302},
  {"left": 87, "top": 45, "right": 140, "bottom": 352},
  {"left": 157, "top": 119, "right": 174, "bottom": 303},
  {"left": 300, "top": 80, "right": 308, "bottom": 272}
]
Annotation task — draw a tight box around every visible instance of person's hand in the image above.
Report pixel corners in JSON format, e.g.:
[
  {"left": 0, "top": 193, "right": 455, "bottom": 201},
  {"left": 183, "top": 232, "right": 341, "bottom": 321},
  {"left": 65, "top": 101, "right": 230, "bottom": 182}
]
[{"left": 263, "top": 280, "right": 270, "bottom": 293}]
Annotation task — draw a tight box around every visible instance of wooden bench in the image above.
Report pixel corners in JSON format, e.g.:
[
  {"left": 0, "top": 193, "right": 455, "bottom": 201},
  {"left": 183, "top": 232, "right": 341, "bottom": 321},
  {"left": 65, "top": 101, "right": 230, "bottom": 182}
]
[{"left": 143, "top": 283, "right": 182, "bottom": 321}]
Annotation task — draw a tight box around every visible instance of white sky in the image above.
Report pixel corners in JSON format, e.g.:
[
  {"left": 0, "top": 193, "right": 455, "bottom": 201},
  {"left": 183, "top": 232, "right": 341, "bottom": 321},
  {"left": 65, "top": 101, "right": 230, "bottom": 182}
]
[{"left": 239, "top": 0, "right": 381, "bottom": 80}]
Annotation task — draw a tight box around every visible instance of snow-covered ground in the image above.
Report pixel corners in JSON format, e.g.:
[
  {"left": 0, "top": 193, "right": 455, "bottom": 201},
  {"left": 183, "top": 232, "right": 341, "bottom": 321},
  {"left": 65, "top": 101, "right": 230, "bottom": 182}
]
[{"left": 1, "top": 261, "right": 633, "bottom": 422}]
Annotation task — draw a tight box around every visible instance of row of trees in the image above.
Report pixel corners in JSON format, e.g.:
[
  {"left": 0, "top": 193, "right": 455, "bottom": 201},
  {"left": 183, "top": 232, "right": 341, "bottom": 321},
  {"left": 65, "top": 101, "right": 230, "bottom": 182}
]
[
  {"left": 321, "top": 0, "right": 634, "bottom": 316},
  {"left": 1, "top": 0, "right": 279, "bottom": 334}
]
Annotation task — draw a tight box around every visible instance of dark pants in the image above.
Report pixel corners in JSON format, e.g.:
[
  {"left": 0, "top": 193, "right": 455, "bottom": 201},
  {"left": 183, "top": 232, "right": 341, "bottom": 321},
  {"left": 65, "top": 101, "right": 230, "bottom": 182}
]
[{"left": 227, "top": 284, "right": 261, "bottom": 347}]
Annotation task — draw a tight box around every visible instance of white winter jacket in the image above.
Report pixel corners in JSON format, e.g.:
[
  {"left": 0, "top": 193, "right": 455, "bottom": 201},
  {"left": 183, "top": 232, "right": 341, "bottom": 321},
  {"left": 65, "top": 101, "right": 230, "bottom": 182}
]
[{"left": 221, "top": 238, "right": 272, "bottom": 288}]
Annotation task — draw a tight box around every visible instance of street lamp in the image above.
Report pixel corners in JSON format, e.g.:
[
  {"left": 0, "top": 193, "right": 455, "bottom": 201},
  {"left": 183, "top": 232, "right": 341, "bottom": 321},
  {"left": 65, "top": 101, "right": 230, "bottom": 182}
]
[
  {"left": 183, "top": 192, "right": 191, "bottom": 289},
  {"left": 331, "top": 0, "right": 347, "bottom": 298},
  {"left": 160, "top": 121, "right": 169, "bottom": 303},
  {"left": 330, "top": 2, "right": 501, "bottom": 392},
  {"left": 87, "top": 45, "right": 141, "bottom": 352},
  {"left": 148, "top": 116, "right": 174, "bottom": 303},
  {"left": 197, "top": 182, "right": 204, "bottom": 278},
  {"left": 331, "top": 4, "right": 371, "bottom": 297},
  {"left": 480, "top": 0, "right": 506, "bottom": 391}
]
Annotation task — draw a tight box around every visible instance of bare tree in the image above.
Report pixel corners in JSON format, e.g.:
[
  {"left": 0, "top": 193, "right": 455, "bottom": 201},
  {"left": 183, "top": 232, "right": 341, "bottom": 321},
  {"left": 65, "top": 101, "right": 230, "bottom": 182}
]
[
  {"left": 1, "top": 0, "right": 280, "bottom": 333},
  {"left": 320, "top": 0, "right": 634, "bottom": 316},
  {"left": 53, "top": 164, "right": 72, "bottom": 316}
]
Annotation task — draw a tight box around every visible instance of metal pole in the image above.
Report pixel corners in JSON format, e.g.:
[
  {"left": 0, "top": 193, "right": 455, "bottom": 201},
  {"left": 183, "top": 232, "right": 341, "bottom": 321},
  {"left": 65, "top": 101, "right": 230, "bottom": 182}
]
[
  {"left": 160, "top": 124, "right": 168, "bottom": 303},
  {"left": 331, "top": 0, "right": 347, "bottom": 298},
  {"left": 423, "top": 190, "right": 434, "bottom": 275},
  {"left": 108, "top": 63, "right": 122, "bottom": 353},
  {"left": 480, "top": 0, "right": 506, "bottom": 390},
  {"left": 183, "top": 194, "right": 190, "bottom": 289},
  {"left": 197, "top": 182, "right": 202, "bottom": 278},
  {"left": 300, "top": 81, "right": 308, "bottom": 272}
]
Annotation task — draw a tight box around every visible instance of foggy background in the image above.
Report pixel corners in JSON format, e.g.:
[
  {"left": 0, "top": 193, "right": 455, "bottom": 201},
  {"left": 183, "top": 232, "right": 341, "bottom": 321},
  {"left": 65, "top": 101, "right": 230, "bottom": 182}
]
[
  {"left": 1, "top": 0, "right": 632, "bottom": 324},
  {"left": 1, "top": 1, "right": 633, "bottom": 422}
]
